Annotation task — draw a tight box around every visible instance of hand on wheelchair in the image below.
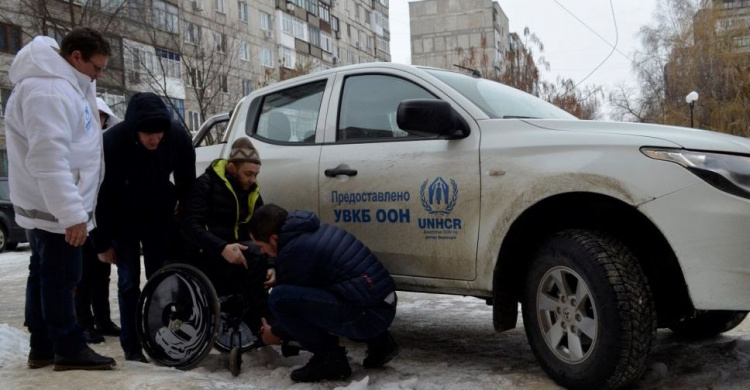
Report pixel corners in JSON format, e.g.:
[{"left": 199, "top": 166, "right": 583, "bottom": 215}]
[{"left": 260, "top": 317, "right": 281, "bottom": 346}]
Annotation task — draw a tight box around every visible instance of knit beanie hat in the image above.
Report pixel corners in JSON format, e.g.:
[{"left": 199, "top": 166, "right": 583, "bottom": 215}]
[{"left": 229, "top": 137, "right": 261, "bottom": 165}]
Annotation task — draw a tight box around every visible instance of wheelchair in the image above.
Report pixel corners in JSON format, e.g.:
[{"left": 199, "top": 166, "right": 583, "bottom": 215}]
[{"left": 135, "top": 263, "right": 300, "bottom": 376}]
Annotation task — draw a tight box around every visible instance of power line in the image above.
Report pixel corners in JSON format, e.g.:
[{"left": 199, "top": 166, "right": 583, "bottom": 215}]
[
  {"left": 549, "top": 0, "right": 619, "bottom": 96},
  {"left": 551, "top": 0, "right": 635, "bottom": 66}
]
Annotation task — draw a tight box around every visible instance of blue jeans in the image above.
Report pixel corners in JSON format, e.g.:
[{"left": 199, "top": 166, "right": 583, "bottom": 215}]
[
  {"left": 114, "top": 233, "right": 167, "bottom": 354},
  {"left": 25, "top": 229, "right": 86, "bottom": 356},
  {"left": 269, "top": 285, "right": 396, "bottom": 354}
]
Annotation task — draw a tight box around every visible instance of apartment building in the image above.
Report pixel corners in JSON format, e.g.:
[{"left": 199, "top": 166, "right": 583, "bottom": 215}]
[
  {"left": 0, "top": 0, "right": 391, "bottom": 175},
  {"left": 409, "top": 0, "right": 509, "bottom": 77}
]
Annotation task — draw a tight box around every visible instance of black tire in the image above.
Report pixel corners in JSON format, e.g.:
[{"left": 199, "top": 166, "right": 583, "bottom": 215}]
[
  {"left": 522, "top": 229, "right": 657, "bottom": 390},
  {"left": 6, "top": 242, "right": 18, "bottom": 251},
  {"left": 0, "top": 227, "right": 7, "bottom": 253},
  {"left": 229, "top": 347, "right": 241, "bottom": 377},
  {"left": 670, "top": 311, "right": 748, "bottom": 339}
]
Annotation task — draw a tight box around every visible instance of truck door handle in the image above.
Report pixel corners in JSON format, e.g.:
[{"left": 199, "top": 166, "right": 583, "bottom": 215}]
[{"left": 324, "top": 166, "right": 358, "bottom": 177}]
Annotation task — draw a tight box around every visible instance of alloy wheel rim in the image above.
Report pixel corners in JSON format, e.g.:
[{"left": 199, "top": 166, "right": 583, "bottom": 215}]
[{"left": 536, "top": 266, "right": 598, "bottom": 364}]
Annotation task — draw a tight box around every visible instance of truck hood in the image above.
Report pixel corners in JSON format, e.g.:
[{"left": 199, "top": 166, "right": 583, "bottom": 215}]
[{"left": 520, "top": 120, "right": 750, "bottom": 154}]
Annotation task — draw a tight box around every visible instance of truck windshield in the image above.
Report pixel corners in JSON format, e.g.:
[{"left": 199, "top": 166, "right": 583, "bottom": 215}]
[{"left": 424, "top": 69, "right": 578, "bottom": 120}]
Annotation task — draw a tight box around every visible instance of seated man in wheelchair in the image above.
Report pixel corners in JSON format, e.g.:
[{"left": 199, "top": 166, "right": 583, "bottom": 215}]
[{"left": 182, "top": 137, "right": 273, "bottom": 340}]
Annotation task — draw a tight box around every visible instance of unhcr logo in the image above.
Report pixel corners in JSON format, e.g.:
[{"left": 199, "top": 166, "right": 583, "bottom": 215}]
[{"left": 420, "top": 177, "right": 458, "bottom": 215}]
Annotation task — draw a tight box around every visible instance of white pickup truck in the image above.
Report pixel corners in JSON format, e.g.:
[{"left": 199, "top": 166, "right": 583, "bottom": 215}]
[{"left": 193, "top": 62, "right": 750, "bottom": 389}]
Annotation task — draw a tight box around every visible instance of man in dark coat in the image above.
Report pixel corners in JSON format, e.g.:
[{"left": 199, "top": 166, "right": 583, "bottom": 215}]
[
  {"left": 182, "top": 137, "right": 270, "bottom": 333},
  {"left": 249, "top": 204, "right": 400, "bottom": 383},
  {"left": 93, "top": 92, "right": 195, "bottom": 363}
]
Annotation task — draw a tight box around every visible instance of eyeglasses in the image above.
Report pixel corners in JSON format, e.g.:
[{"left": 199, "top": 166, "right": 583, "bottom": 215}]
[{"left": 87, "top": 59, "right": 105, "bottom": 73}]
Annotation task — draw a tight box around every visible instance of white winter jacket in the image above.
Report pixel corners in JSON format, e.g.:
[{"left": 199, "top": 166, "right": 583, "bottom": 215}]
[{"left": 4, "top": 36, "right": 103, "bottom": 233}]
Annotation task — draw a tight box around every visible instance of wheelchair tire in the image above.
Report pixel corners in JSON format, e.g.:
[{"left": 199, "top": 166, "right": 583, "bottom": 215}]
[
  {"left": 229, "top": 347, "right": 242, "bottom": 377},
  {"left": 214, "top": 309, "right": 257, "bottom": 353},
  {"left": 136, "top": 264, "right": 221, "bottom": 370}
]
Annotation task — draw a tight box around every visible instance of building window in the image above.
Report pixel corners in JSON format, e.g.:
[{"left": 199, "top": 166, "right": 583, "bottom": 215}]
[
  {"left": 155, "top": 48, "right": 181, "bottom": 78},
  {"left": 44, "top": 25, "right": 67, "bottom": 46},
  {"left": 320, "top": 33, "right": 332, "bottom": 53},
  {"left": 0, "top": 88, "right": 12, "bottom": 119},
  {"left": 220, "top": 75, "right": 228, "bottom": 93},
  {"left": 260, "top": 12, "right": 273, "bottom": 31},
  {"left": 365, "top": 10, "right": 371, "bottom": 25},
  {"left": 261, "top": 48, "right": 273, "bottom": 68},
  {"left": 215, "top": 0, "right": 226, "bottom": 13},
  {"left": 377, "top": 37, "right": 390, "bottom": 54},
  {"left": 239, "top": 40, "right": 249, "bottom": 61},
  {"left": 0, "top": 23, "right": 23, "bottom": 54},
  {"left": 305, "top": 0, "right": 317, "bottom": 15},
  {"left": 282, "top": 14, "right": 306, "bottom": 40},
  {"left": 243, "top": 79, "right": 253, "bottom": 95},
  {"left": 309, "top": 25, "right": 320, "bottom": 48},
  {"left": 319, "top": 3, "right": 330, "bottom": 23},
  {"left": 164, "top": 97, "right": 184, "bottom": 123},
  {"left": 187, "top": 110, "right": 201, "bottom": 132},
  {"left": 184, "top": 21, "right": 201, "bottom": 45},
  {"left": 280, "top": 46, "right": 295, "bottom": 69},
  {"left": 101, "top": 0, "right": 125, "bottom": 12},
  {"left": 152, "top": 0, "right": 179, "bottom": 33},
  {"left": 238, "top": 1, "right": 249, "bottom": 23},
  {"left": 367, "top": 36, "right": 374, "bottom": 50},
  {"left": 331, "top": 16, "right": 339, "bottom": 32},
  {"left": 214, "top": 32, "right": 227, "bottom": 53},
  {"left": 187, "top": 68, "right": 204, "bottom": 89}
]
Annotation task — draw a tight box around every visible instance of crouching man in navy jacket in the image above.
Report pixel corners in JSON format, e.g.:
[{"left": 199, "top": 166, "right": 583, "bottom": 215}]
[{"left": 249, "top": 204, "right": 399, "bottom": 382}]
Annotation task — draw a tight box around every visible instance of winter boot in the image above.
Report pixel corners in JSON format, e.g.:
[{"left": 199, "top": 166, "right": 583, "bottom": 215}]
[
  {"left": 84, "top": 327, "right": 105, "bottom": 344},
  {"left": 363, "top": 331, "right": 399, "bottom": 368},
  {"left": 27, "top": 349, "right": 54, "bottom": 369},
  {"left": 290, "top": 347, "right": 351, "bottom": 382},
  {"left": 96, "top": 321, "right": 121, "bottom": 337},
  {"left": 53, "top": 346, "right": 116, "bottom": 371}
]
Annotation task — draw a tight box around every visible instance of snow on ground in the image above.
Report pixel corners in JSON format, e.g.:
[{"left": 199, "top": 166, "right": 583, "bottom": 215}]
[{"left": 2, "top": 245, "right": 750, "bottom": 389}]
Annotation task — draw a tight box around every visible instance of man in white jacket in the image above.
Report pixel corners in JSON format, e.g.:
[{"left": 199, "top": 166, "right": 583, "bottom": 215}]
[{"left": 4, "top": 27, "right": 116, "bottom": 371}]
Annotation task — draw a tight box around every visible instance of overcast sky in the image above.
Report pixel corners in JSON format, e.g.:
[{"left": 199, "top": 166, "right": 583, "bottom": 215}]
[{"left": 388, "top": 0, "right": 659, "bottom": 117}]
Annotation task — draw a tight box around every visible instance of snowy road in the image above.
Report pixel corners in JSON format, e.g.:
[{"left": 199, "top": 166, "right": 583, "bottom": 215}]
[{"left": 2, "top": 245, "right": 750, "bottom": 389}]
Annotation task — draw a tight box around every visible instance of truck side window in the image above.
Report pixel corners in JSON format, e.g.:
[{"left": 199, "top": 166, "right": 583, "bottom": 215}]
[
  {"left": 255, "top": 80, "right": 326, "bottom": 144},
  {"left": 338, "top": 75, "right": 437, "bottom": 141}
]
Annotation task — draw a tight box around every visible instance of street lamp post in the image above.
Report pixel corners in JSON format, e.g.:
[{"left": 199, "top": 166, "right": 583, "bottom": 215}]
[{"left": 685, "top": 91, "right": 699, "bottom": 128}]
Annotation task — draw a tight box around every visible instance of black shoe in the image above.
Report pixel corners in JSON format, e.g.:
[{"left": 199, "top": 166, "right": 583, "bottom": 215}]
[
  {"left": 290, "top": 347, "right": 351, "bottom": 382},
  {"left": 363, "top": 331, "right": 399, "bottom": 368},
  {"left": 95, "top": 322, "right": 121, "bottom": 337},
  {"left": 84, "top": 327, "right": 105, "bottom": 344},
  {"left": 125, "top": 350, "right": 149, "bottom": 364},
  {"left": 27, "top": 349, "right": 54, "bottom": 369},
  {"left": 53, "top": 346, "right": 116, "bottom": 371}
]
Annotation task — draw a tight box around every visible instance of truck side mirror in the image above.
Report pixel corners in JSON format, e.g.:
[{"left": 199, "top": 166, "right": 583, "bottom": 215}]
[{"left": 397, "top": 99, "right": 467, "bottom": 138}]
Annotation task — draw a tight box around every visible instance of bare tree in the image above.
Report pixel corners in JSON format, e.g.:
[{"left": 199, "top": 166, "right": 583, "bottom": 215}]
[
  {"left": 455, "top": 26, "right": 602, "bottom": 119},
  {"left": 611, "top": 0, "right": 749, "bottom": 135}
]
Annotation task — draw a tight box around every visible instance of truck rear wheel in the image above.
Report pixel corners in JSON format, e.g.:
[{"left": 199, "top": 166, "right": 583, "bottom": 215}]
[
  {"left": 522, "top": 229, "right": 656, "bottom": 390},
  {"left": 670, "top": 310, "right": 748, "bottom": 339}
]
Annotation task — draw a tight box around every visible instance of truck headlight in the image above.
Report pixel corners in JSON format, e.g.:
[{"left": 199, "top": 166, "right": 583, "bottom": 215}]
[{"left": 641, "top": 148, "right": 750, "bottom": 199}]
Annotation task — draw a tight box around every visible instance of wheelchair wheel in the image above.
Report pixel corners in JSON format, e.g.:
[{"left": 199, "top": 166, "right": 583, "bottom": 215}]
[
  {"left": 136, "top": 264, "right": 221, "bottom": 370},
  {"left": 229, "top": 347, "right": 242, "bottom": 377},
  {"left": 214, "top": 307, "right": 257, "bottom": 353}
]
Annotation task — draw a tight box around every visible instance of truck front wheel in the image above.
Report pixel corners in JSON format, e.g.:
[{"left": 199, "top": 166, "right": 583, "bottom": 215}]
[{"left": 522, "top": 230, "right": 656, "bottom": 390}]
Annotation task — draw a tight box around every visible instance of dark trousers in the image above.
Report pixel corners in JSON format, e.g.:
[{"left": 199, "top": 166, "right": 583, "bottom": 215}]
[
  {"left": 25, "top": 229, "right": 87, "bottom": 356},
  {"left": 113, "top": 227, "right": 169, "bottom": 354},
  {"left": 75, "top": 239, "right": 113, "bottom": 329},
  {"left": 268, "top": 285, "right": 396, "bottom": 354}
]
